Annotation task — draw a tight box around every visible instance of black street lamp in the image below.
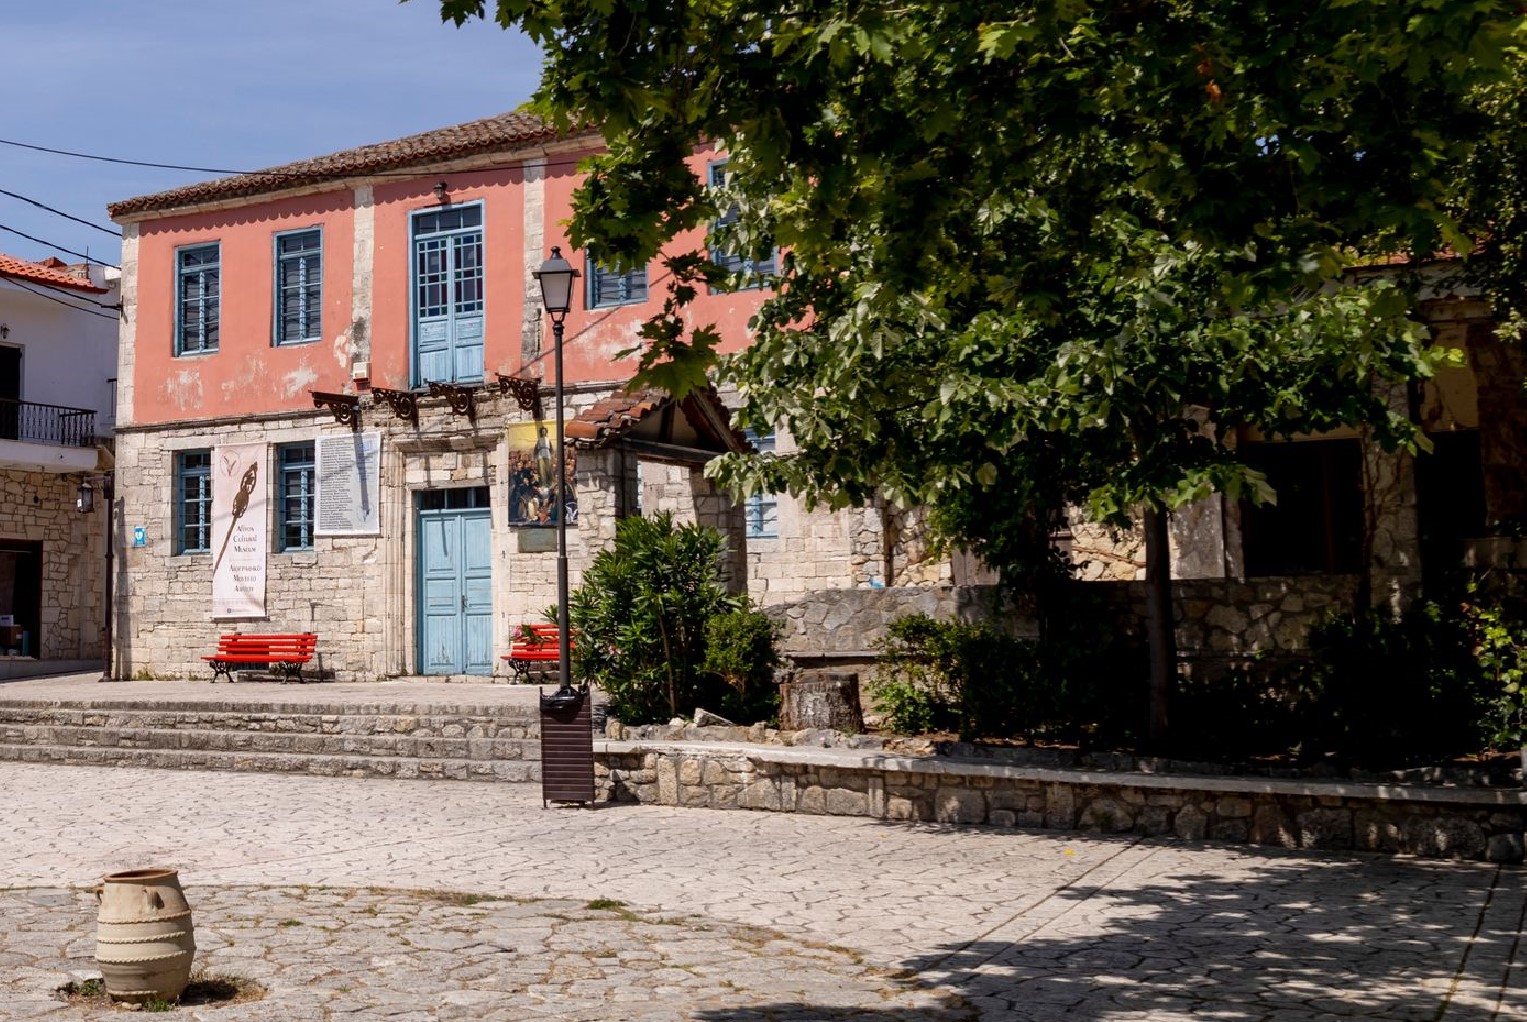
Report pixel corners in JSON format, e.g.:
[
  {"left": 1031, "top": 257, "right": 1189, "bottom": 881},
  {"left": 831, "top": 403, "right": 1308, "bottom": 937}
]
[
  {"left": 532, "top": 247, "right": 580, "bottom": 706},
  {"left": 76, "top": 474, "right": 115, "bottom": 683}
]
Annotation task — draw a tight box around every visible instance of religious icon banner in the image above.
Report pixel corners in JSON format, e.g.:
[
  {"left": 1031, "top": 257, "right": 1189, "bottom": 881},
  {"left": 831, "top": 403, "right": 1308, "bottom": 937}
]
[
  {"left": 211, "top": 442, "right": 267, "bottom": 619},
  {"left": 506, "top": 421, "right": 577, "bottom": 527}
]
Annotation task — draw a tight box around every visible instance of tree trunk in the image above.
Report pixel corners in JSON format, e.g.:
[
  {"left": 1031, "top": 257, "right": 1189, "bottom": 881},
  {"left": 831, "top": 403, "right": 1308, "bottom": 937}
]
[
  {"left": 780, "top": 671, "right": 863, "bottom": 732},
  {"left": 1143, "top": 505, "right": 1176, "bottom": 751}
]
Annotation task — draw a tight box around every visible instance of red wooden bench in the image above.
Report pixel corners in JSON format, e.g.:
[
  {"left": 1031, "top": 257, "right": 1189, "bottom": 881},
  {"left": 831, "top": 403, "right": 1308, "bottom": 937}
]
[
  {"left": 502, "top": 624, "right": 565, "bottom": 683},
  {"left": 203, "top": 633, "right": 319, "bottom": 684}
]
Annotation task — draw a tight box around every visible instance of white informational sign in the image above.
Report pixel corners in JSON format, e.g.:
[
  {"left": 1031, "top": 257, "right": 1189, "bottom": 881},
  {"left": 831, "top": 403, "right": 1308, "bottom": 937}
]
[
  {"left": 211, "top": 443, "right": 268, "bottom": 619},
  {"left": 315, "top": 431, "right": 382, "bottom": 537}
]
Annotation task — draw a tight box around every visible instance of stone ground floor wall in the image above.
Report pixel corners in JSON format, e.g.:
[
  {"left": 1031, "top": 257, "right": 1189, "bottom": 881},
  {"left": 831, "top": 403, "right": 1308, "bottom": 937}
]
[
  {"left": 765, "top": 576, "right": 1357, "bottom": 675},
  {"left": 110, "top": 386, "right": 874, "bottom": 682},
  {"left": 0, "top": 467, "right": 106, "bottom": 660},
  {"left": 596, "top": 742, "right": 1527, "bottom": 863}
]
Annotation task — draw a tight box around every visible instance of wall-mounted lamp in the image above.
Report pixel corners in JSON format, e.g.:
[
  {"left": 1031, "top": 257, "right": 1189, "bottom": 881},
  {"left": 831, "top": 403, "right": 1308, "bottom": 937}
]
[
  {"left": 0, "top": 323, "right": 9, "bottom": 339},
  {"left": 433, "top": 181, "right": 449, "bottom": 205}
]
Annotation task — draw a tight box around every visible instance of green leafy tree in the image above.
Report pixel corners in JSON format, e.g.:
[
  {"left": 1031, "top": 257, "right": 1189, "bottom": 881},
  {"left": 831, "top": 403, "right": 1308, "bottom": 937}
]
[
  {"left": 431, "top": 0, "right": 1523, "bottom": 747},
  {"left": 569, "top": 512, "right": 737, "bottom": 722}
]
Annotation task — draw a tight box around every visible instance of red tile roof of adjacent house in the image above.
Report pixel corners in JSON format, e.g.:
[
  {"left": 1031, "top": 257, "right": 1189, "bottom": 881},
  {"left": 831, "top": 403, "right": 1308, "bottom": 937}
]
[
  {"left": 567, "top": 384, "right": 751, "bottom": 454},
  {"left": 0, "top": 253, "right": 109, "bottom": 293},
  {"left": 107, "top": 110, "right": 567, "bottom": 218}
]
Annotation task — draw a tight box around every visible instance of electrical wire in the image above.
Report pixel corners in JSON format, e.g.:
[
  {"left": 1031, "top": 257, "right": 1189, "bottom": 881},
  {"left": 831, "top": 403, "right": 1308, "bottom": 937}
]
[
  {"left": 0, "top": 134, "right": 612, "bottom": 185},
  {"left": 0, "top": 274, "right": 119, "bottom": 321},
  {"left": 0, "top": 223, "right": 118, "bottom": 268},
  {"left": 0, "top": 187, "right": 120, "bottom": 237}
]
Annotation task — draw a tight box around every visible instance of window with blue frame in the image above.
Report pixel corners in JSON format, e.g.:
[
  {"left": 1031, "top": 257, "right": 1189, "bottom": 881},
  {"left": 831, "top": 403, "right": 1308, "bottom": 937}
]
[
  {"left": 274, "top": 229, "right": 322, "bottom": 345},
  {"left": 708, "top": 160, "right": 776, "bottom": 288},
  {"left": 175, "top": 450, "right": 212, "bottom": 554},
  {"left": 586, "top": 253, "right": 648, "bottom": 308},
  {"left": 277, "top": 442, "right": 315, "bottom": 551},
  {"left": 412, "top": 204, "right": 484, "bottom": 385},
  {"left": 744, "top": 430, "right": 779, "bottom": 539},
  {"left": 175, "top": 244, "right": 220, "bottom": 355}
]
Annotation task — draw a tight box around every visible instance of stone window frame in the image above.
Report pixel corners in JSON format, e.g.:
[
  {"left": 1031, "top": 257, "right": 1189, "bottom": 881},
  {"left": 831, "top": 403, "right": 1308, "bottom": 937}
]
[
  {"left": 276, "top": 441, "right": 316, "bottom": 552},
  {"left": 175, "top": 449, "right": 212, "bottom": 555},
  {"left": 743, "top": 429, "right": 779, "bottom": 540}
]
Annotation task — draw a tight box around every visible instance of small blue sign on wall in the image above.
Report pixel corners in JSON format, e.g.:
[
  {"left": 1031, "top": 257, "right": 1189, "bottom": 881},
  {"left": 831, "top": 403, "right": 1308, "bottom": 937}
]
[{"left": 132, "top": 526, "right": 146, "bottom": 548}]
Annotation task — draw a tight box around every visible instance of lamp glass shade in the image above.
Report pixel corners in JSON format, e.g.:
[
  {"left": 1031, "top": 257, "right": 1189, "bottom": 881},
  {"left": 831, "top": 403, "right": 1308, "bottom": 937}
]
[
  {"left": 534, "top": 247, "right": 580, "bottom": 315},
  {"left": 76, "top": 480, "right": 94, "bottom": 514}
]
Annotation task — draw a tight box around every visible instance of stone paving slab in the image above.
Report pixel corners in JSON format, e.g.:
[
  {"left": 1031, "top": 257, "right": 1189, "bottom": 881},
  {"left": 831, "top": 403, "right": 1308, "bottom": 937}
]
[
  {"left": 1, "top": 761, "right": 1525, "bottom": 1020},
  {"left": 6, "top": 886, "right": 952, "bottom": 1021}
]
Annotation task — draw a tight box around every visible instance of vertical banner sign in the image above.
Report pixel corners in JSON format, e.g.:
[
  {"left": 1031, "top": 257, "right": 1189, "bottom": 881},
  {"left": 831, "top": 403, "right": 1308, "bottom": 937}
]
[
  {"left": 315, "top": 431, "right": 382, "bottom": 537},
  {"left": 211, "top": 443, "right": 268, "bottom": 618}
]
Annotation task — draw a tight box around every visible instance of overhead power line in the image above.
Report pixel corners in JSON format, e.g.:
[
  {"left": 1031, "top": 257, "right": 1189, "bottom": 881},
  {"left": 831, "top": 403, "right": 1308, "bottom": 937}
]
[
  {"left": 0, "top": 186, "right": 120, "bottom": 237},
  {"left": 0, "top": 274, "right": 119, "bottom": 321},
  {"left": 0, "top": 223, "right": 118, "bottom": 268},
  {"left": 0, "top": 134, "right": 606, "bottom": 185}
]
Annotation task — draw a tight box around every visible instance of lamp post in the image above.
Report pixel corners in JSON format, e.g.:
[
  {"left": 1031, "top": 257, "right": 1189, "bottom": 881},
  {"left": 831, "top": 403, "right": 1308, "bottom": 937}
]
[
  {"left": 532, "top": 247, "right": 580, "bottom": 706},
  {"left": 76, "top": 475, "right": 115, "bottom": 683}
]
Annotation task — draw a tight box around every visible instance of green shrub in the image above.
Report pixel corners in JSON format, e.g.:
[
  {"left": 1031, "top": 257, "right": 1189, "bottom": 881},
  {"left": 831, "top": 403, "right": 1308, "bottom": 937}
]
[
  {"left": 569, "top": 512, "right": 739, "bottom": 723},
  {"left": 873, "top": 615, "right": 1035, "bottom": 739},
  {"left": 1285, "top": 601, "right": 1497, "bottom": 766},
  {"left": 702, "top": 602, "right": 782, "bottom": 723}
]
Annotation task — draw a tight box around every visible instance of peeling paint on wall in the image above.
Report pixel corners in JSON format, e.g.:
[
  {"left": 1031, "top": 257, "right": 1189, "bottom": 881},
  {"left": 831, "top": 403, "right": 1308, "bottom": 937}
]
[
  {"left": 166, "top": 370, "right": 204, "bottom": 411},
  {"left": 284, "top": 363, "right": 320, "bottom": 397}
]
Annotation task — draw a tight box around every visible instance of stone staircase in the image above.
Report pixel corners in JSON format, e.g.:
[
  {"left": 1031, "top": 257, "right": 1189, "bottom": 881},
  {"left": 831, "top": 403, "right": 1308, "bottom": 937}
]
[{"left": 0, "top": 698, "right": 543, "bottom": 783}]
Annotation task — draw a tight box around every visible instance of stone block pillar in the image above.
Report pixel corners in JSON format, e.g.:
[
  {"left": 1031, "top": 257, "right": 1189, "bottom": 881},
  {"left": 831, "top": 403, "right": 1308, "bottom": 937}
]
[{"left": 689, "top": 466, "right": 748, "bottom": 594}]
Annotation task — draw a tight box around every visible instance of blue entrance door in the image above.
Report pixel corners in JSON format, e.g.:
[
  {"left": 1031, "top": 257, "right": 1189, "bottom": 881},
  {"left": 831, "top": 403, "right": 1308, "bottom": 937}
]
[{"left": 418, "top": 499, "right": 492, "bottom": 675}]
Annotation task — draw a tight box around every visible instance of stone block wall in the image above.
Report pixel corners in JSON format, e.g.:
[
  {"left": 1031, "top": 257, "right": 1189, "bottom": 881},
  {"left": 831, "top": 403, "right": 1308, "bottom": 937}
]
[
  {"left": 0, "top": 467, "right": 106, "bottom": 660},
  {"left": 596, "top": 743, "right": 1527, "bottom": 863}
]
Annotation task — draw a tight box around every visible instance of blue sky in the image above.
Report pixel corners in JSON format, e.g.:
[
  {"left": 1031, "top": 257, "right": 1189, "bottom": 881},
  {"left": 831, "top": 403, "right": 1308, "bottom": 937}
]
[{"left": 0, "top": 1, "right": 543, "bottom": 267}]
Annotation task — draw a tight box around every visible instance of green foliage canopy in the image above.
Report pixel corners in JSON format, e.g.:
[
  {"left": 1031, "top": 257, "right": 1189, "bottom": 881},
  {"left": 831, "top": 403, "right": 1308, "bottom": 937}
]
[{"left": 435, "top": 0, "right": 1522, "bottom": 552}]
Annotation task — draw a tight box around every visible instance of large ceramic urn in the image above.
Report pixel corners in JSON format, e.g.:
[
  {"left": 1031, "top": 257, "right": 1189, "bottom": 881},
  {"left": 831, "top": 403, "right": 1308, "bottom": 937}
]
[{"left": 94, "top": 868, "right": 196, "bottom": 1003}]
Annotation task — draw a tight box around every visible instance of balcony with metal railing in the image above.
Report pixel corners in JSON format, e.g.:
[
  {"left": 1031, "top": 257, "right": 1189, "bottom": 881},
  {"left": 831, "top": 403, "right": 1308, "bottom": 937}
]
[
  {"left": 0, "top": 397, "right": 98, "bottom": 473},
  {"left": 0, "top": 397, "right": 96, "bottom": 447}
]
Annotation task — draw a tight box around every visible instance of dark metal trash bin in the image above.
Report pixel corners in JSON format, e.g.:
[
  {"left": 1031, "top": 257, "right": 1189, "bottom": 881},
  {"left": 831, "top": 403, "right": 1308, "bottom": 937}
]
[{"left": 539, "top": 684, "right": 594, "bottom": 806}]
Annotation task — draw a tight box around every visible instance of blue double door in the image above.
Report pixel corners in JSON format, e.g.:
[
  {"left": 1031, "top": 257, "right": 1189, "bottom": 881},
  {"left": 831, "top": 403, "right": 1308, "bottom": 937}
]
[{"left": 417, "top": 502, "right": 492, "bottom": 675}]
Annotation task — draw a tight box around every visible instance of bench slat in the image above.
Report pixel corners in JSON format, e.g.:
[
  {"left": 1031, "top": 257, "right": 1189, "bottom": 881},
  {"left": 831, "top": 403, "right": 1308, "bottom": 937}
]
[{"left": 205, "top": 633, "right": 319, "bottom": 684}]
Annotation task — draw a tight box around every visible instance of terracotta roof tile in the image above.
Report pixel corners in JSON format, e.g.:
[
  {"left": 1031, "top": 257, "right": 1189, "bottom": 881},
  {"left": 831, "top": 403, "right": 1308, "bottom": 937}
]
[
  {"left": 108, "top": 111, "right": 562, "bottom": 218},
  {"left": 567, "top": 384, "right": 751, "bottom": 454},
  {"left": 0, "top": 253, "right": 109, "bottom": 293},
  {"left": 566, "top": 387, "right": 670, "bottom": 446}
]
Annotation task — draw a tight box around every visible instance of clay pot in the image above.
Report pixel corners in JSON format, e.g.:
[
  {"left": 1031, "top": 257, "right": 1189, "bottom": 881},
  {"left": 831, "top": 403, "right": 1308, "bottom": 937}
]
[{"left": 94, "top": 868, "right": 196, "bottom": 1003}]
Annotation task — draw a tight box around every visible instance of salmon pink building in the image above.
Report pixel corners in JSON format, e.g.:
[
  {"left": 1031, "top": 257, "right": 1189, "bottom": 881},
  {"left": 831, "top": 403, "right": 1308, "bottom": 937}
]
[{"left": 105, "top": 113, "right": 913, "bottom": 682}]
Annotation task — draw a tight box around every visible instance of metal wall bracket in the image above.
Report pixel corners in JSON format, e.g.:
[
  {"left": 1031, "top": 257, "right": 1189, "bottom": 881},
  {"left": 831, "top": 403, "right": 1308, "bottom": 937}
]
[
  {"left": 495, "top": 373, "right": 543, "bottom": 419},
  {"left": 427, "top": 381, "right": 478, "bottom": 424},
  {"left": 370, "top": 387, "right": 419, "bottom": 427},
  {"left": 310, "top": 391, "right": 361, "bottom": 428}
]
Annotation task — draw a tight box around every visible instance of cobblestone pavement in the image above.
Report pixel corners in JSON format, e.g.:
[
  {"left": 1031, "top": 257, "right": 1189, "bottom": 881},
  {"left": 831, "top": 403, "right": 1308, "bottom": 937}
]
[{"left": 2, "top": 761, "right": 1524, "bottom": 1020}]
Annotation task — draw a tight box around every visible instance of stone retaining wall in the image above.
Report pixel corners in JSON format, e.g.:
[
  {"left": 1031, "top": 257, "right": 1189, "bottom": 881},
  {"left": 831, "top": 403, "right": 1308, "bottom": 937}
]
[{"left": 595, "top": 741, "right": 1527, "bottom": 863}]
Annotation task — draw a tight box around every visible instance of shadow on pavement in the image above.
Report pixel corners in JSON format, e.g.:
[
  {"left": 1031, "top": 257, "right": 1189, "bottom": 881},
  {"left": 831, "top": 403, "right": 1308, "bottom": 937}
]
[{"left": 695, "top": 853, "right": 1520, "bottom": 1021}]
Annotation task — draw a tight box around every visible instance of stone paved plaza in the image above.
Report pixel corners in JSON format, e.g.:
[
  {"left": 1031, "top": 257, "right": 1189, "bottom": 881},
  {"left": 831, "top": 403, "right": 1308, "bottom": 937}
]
[{"left": 2, "top": 751, "right": 1525, "bottom": 1021}]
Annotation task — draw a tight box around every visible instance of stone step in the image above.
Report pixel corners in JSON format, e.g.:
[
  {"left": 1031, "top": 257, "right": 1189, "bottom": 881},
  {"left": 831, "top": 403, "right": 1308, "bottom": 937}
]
[
  {"left": 0, "top": 742, "right": 541, "bottom": 783},
  {"left": 0, "top": 704, "right": 539, "bottom": 739},
  {"left": 0, "top": 723, "right": 538, "bottom": 761}
]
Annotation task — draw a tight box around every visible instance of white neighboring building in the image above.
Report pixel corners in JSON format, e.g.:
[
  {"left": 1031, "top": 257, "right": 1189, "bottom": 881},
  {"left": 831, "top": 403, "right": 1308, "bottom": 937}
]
[{"left": 0, "top": 253, "right": 119, "bottom": 662}]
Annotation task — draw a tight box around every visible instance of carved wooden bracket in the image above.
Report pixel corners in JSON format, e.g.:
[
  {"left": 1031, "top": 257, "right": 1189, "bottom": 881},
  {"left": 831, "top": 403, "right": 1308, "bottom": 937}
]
[
  {"left": 310, "top": 391, "right": 361, "bottom": 428},
  {"left": 427, "top": 381, "right": 478, "bottom": 424},
  {"left": 494, "top": 372, "right": 543, "bottom": 419},
  {"left": 370, "top": 387, "right": 419, "bottom": 427}
]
